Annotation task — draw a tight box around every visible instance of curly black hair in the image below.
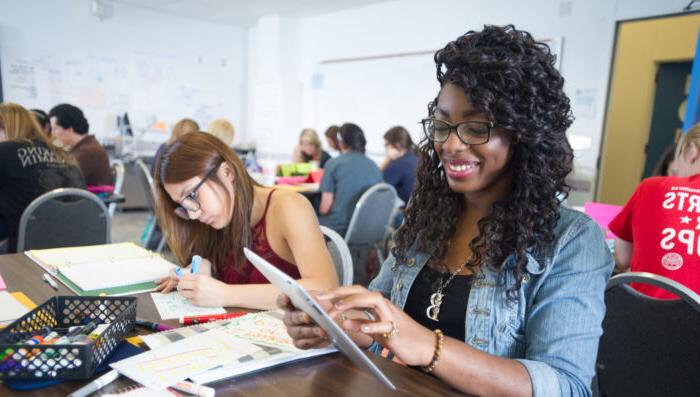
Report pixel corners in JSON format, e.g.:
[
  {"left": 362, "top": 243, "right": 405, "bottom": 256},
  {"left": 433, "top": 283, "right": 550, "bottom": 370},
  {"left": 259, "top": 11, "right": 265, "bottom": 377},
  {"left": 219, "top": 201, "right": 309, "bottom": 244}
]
[{"left": 392, "top": 25, "right": 574, "bottom": 295}]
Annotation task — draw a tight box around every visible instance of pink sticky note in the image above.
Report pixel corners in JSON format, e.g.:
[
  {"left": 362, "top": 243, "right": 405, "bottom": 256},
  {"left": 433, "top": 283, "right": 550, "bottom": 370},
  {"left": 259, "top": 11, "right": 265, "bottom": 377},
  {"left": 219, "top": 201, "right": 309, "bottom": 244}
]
[
  {"left": 0, "top": 274, "right": 6, "bottom": 291},
  {"left": 583, "top": 202, "right": 623, "bottom": 239}
]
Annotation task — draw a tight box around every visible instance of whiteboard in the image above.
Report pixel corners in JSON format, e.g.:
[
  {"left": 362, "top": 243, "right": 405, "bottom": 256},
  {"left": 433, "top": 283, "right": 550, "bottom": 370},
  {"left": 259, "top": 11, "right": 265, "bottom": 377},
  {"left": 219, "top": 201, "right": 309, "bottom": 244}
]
[
  {"left": 0, "top": 46, "right": 240, "bottom": 139},
  {"left": 313, "top": 38, "right": 562, "bottom": 157},
  {"left": 314, "top": 52, "right": 439, "bottom": 156}
]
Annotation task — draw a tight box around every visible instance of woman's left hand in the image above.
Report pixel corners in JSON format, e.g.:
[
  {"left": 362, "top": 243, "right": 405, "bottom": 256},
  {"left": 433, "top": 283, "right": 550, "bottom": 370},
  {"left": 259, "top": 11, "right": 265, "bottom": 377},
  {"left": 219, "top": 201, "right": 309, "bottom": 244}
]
[
  {"left": 177, "top": 273, "right": 229, "bottom": 307},
  {"left": 320, "top": 285, "right": 436, "bottom": 367}
]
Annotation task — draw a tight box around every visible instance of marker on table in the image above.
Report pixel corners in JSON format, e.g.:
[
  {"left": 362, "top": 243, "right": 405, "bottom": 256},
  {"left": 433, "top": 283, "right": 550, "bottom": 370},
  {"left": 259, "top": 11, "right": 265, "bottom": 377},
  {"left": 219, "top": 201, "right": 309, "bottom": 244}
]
[
  {"left": 135, "top": 317, "right": 175, "bottom": 332},
  {"left": 180, "top": 312, "right": 246, "bottom": 325},
  {"left": 67, "top": 368, "right": 120, "bottom": 397},
  {"left": 171, "top": 380, "right": 215, "bottom": 397},
  {"left": 42, "top": 272, "right": 59, "bottom": 290},
  {"left": 176, "top": 255, "right": 202, "bottom": 276}
]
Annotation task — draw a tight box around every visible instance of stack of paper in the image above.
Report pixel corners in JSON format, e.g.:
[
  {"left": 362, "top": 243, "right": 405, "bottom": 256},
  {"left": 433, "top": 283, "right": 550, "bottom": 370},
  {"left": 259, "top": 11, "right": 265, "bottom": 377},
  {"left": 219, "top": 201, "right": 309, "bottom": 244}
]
[
  {"left": 0, "top": 291, "right": 31, "bottom": 326},
  {"left": 111, "top": 328, "right": 260, "bottom": 389},
  {"left": 138, "top": 311, "right": 336, "bottom": 385}
]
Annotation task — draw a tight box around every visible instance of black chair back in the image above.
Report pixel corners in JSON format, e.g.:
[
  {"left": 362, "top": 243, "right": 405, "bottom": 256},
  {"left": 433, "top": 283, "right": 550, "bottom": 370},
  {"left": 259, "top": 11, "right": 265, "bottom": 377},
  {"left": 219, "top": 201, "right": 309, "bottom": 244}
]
[
  {"left": 17, "top": 188, "right": 110, "bottom": 252},
  {"left": 596, "top": 272, "right": 700, "bottom": 397}
]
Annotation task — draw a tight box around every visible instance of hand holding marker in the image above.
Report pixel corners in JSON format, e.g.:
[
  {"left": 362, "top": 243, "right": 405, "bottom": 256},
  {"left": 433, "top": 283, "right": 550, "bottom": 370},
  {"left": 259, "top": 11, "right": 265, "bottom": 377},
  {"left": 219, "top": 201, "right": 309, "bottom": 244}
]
[{"left": 176, "top": 255, "right": 202, "bottom": 276}]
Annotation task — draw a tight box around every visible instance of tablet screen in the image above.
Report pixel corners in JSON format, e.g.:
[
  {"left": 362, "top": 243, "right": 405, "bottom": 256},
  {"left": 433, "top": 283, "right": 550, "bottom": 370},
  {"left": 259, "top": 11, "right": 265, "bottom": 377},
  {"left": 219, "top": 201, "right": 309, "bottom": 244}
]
[{"left": 244, "top": 248, "right": 396, "bottom": 390}]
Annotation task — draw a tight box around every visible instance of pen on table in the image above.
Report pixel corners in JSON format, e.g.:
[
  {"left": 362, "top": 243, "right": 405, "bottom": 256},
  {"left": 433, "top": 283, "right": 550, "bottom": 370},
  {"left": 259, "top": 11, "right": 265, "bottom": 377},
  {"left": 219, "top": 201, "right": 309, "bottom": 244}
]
[
  {"left": 135, "top": 317, "right": 176, "bottom": 332},
  {"left": 171, "top": 380, "right": 215, "bottom": 397},
  {"left": 67, "top": 368, "right": 120, "bottom": 397},
  {"left": 179, "top": 312, "right": 246, "bottom": 325},
  {"left": 176, "top": 254, "right": 202, "bottom": 276},
  {"left": 42, "top": 272, "right": 59, "bottom": 290}
]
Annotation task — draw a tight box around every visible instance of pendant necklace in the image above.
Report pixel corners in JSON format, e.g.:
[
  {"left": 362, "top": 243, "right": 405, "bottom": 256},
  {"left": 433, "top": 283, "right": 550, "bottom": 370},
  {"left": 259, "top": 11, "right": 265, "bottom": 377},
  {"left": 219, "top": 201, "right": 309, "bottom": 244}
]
[{"left": 426, "top": 256, "right": 473, "bottom": 322}]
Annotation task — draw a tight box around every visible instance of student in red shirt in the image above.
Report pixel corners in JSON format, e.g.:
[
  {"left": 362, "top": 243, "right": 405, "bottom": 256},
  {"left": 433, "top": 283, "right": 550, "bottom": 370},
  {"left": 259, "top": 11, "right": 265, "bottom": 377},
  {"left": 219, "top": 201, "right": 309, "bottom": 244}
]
[{"left": 610, "top": 124, "right": 700, "bottom": 299}]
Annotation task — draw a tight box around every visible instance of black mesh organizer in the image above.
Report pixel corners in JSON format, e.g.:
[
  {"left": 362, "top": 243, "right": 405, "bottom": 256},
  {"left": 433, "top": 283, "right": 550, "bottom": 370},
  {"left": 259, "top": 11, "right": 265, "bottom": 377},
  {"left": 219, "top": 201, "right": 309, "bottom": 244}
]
[{"left": 0, "top": 296, "right": 136, "bottom": 380}]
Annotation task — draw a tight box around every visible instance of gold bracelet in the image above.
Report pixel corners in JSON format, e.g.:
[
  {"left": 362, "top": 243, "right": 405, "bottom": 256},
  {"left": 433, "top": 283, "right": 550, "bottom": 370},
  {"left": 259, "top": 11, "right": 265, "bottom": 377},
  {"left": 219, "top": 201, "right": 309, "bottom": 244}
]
[{"left": 422, "top": 329, "right": 444, "bottom": 373}]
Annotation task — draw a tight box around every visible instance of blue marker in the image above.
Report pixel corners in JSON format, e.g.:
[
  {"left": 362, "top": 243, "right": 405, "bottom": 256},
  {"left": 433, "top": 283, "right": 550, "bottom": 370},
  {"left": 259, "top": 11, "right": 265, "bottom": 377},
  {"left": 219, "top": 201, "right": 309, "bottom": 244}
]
[{"left": 191, "top": 255, "right": 202, "bottom": 274}]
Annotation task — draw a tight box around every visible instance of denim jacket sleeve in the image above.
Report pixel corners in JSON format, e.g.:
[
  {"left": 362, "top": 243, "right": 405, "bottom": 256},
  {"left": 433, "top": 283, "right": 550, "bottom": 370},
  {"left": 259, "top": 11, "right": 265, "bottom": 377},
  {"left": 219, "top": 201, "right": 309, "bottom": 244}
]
[{"left": 515, "top": 215, "right": 613, "bottom": 396}]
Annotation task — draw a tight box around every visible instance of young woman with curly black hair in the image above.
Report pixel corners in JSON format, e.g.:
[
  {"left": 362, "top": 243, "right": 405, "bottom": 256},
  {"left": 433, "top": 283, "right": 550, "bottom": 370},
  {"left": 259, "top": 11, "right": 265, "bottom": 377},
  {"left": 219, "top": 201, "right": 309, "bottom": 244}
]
[{"left": 280, "top": 25, "right": 613, "bottom": 396}]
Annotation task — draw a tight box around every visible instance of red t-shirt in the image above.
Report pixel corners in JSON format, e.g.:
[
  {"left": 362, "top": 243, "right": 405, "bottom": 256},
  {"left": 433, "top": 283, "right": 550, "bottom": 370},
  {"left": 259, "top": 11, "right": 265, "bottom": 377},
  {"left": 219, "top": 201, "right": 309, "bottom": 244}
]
[{"left": 609, "top": 174, "right": 700, "bottom": 299}]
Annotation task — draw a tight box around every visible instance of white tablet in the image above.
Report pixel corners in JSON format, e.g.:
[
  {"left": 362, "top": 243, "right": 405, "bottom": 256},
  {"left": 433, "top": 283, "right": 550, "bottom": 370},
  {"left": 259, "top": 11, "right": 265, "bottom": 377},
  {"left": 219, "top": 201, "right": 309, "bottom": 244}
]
[{"left": 244, "top": 248, "right": 396, "bottom": 390}]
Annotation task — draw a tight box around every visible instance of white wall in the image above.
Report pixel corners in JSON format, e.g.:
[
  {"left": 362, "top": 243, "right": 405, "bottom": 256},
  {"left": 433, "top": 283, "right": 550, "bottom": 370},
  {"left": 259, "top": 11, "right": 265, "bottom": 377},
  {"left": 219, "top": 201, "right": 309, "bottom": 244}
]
[
  {"left": 244, "top": 0, "right": 691, "bottom": 202},
  {"left": 0, "top": 0, "right": 246, "bottom": 143}
]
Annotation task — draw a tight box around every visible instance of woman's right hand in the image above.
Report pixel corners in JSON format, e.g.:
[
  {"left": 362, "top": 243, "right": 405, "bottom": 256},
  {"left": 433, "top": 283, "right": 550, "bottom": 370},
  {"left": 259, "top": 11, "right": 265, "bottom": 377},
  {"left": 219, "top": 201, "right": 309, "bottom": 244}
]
[
  {"left": 278, "top": 293, "right": 332, "bottom": 349},
  {"left": 155, "top": 266, "right": 188, "bottom": 293}
]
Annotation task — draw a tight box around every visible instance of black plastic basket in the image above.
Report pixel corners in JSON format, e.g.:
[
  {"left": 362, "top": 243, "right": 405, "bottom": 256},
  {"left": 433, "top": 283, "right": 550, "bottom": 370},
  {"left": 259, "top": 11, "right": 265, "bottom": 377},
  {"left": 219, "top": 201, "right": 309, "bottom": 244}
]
[{"left": 0, "top": 296, "right": 136, "bottom": 380}]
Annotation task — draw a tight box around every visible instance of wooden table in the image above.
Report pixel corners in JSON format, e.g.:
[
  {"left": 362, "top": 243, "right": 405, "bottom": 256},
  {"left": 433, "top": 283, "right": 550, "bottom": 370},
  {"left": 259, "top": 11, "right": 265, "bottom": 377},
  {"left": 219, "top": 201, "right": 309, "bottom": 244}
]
[{"left": 0, "top": 253, "right": 462, "bottom": 396}]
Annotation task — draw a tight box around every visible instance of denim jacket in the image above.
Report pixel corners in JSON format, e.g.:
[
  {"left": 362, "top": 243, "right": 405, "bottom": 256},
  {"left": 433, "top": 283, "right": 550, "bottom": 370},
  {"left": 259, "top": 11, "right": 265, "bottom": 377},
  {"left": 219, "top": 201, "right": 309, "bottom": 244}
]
[{"left": 368, "top": 207, "right": 613, "bottom": 396}]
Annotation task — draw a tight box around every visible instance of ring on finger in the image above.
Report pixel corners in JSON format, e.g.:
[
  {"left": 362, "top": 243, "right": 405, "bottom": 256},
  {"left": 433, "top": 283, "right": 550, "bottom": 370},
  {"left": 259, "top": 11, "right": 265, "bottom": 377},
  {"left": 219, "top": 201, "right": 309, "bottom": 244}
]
[{"left": 382, "top": 321, "right": 398, "bottom": 339}]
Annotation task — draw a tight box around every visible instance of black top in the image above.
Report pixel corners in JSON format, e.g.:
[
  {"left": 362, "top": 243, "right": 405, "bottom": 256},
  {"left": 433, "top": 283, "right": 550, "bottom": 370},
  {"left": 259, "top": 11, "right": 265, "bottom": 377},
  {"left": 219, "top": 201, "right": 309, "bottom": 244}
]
[
  {"left": 302, "top": 150, "right": 332, "bottom": 169},
  {"left": 319, "top": 150, "right": 331, "bottom": 168},
  {"left": 0, "top": 139, "right": 85, "bottom": 251},
  {"left": 404, "top": 264, "right": 473, "bottom": 342}
]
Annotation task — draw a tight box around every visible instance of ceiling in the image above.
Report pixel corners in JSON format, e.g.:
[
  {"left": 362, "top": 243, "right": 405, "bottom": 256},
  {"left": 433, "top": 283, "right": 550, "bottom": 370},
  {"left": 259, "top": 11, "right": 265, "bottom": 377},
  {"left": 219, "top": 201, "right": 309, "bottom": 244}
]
[{"left": 107, "top": 0, "right": 392, "bottom": 25}]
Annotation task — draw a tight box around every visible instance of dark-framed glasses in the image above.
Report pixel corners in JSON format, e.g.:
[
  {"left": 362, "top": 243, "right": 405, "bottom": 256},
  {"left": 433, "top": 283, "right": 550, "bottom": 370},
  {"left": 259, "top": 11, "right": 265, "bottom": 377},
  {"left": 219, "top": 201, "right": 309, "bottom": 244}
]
[
  {"left": 420, "top": 118, "right": 494, "bottom": 145},
  {"left": 174, "top": 162, "right": 222, "bottom": 220}
]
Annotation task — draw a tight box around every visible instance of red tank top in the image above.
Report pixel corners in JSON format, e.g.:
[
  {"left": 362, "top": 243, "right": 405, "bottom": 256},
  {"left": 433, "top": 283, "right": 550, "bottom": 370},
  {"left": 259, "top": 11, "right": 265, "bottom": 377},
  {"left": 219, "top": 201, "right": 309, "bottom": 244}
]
[{"left": 219, "top": 190, "right": 301, "bottom": 284}]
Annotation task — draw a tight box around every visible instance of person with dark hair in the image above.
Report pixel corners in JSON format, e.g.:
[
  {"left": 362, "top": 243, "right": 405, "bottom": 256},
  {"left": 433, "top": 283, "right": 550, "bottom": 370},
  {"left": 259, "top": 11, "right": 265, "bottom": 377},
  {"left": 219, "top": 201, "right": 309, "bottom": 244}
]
[
  {"left": 153, "top": 132, "right": 338, "bottom": 309},
  {"left": 30, "top": 109, "right": 50, "bottom": 137},
  {"left": 318, "top": 123, "right": 382, "bottom": 236},
  {"left": 324, "top": 125, "right": 340, "bottom": 152},
  {"left": 49, "top": 103, "right": 111, "bottom": 186},
  {"left": 0, "top": 103, "right": 85, "bottom": 252},
  {"left": 380, "top": 126, "right": 419, "bottom": 204},
  {"left": 280, "top": 25, "right": 612, "bottom": 396}
]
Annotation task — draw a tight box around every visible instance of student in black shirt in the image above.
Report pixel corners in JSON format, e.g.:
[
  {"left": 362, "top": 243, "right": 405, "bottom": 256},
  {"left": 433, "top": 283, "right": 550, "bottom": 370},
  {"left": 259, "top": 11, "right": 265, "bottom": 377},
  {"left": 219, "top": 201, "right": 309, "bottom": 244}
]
[{"left": 0, "top": 103, "right": 85, "bottom": 252}]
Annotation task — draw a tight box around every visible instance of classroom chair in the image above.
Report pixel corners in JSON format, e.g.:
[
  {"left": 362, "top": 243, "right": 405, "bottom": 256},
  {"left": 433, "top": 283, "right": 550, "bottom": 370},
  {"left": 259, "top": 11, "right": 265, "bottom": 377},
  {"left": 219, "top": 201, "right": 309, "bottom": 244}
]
[
  {"left": 595, "top": 272, "right": 700, "bottom": 397},
  {"left": 16, "top": 188, "right": 111, "bottom": 252},
  {"left": 344, "top": 183, "right": 398, "bottom": 284},
  {"left": 134, "top": 158, "right": 166, "bottom": 253},
  {"left": 108, "top": 159, "right": 126, "bottom": 218},
  {"left": 320, "top": 226, "right": 353, "bottom": 286}
]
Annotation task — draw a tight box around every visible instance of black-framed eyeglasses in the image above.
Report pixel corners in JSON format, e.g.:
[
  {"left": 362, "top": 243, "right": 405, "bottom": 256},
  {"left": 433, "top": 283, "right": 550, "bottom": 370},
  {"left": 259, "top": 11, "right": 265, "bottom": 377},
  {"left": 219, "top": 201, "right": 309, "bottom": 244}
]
[
  {"left": 174, "top": 162, "right": 222, "bottom": 220},
  {"left": 420, "top": 118, "right": 494, "bottom": 146}
]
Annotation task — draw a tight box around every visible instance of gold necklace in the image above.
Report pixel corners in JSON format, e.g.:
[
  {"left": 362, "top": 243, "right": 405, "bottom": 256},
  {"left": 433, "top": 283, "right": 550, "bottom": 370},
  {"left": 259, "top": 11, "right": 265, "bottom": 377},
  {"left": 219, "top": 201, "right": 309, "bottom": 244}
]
[{"left": 426, "top": 256, "right": 473, "bottom": 322}]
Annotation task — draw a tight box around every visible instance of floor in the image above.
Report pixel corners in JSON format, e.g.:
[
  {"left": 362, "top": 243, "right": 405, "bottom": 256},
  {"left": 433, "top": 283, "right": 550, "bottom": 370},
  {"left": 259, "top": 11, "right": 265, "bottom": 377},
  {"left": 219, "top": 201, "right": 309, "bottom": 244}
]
[{"left": 111, "top": 210, "right": 150, "bottom": 244}]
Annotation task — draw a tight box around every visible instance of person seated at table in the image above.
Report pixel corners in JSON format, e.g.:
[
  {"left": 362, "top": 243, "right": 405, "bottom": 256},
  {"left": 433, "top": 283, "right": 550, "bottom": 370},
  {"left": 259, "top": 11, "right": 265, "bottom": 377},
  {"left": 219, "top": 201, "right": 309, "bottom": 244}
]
[
  {"left": 30, "top": 109, "right": 51, "bottom": 137},
  {"left": 292, "top": 128, "right": 331, "bottom": 168},
  {"left": 153, "top": 132, "right": 338, "bottom": 309},
  {"left": 318, "top": 123, "right": 382, "bottom": 236},
  {"left": 49, "top": 103, "right": 111, "bottom": 187},
  {"left": 0, "top": 103, "right": 85, "bottom": 252},
  {"left": 152, "top": 118, "right": 200, "bottom": 175},
  {"left": 324, "top": 125, "right": 341, "bottom": 154},
  {"left": 610, "top": 123, "right": 700, "bottom": 299},
  {"left": 207, "top": 118, "right": 235, "bottom": 146},
  {"left": 280, "top": 25, "right": 613, "bottom": 397},
  {"left": 380, "top": 126, "right": 419, "bottom": 205}
]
